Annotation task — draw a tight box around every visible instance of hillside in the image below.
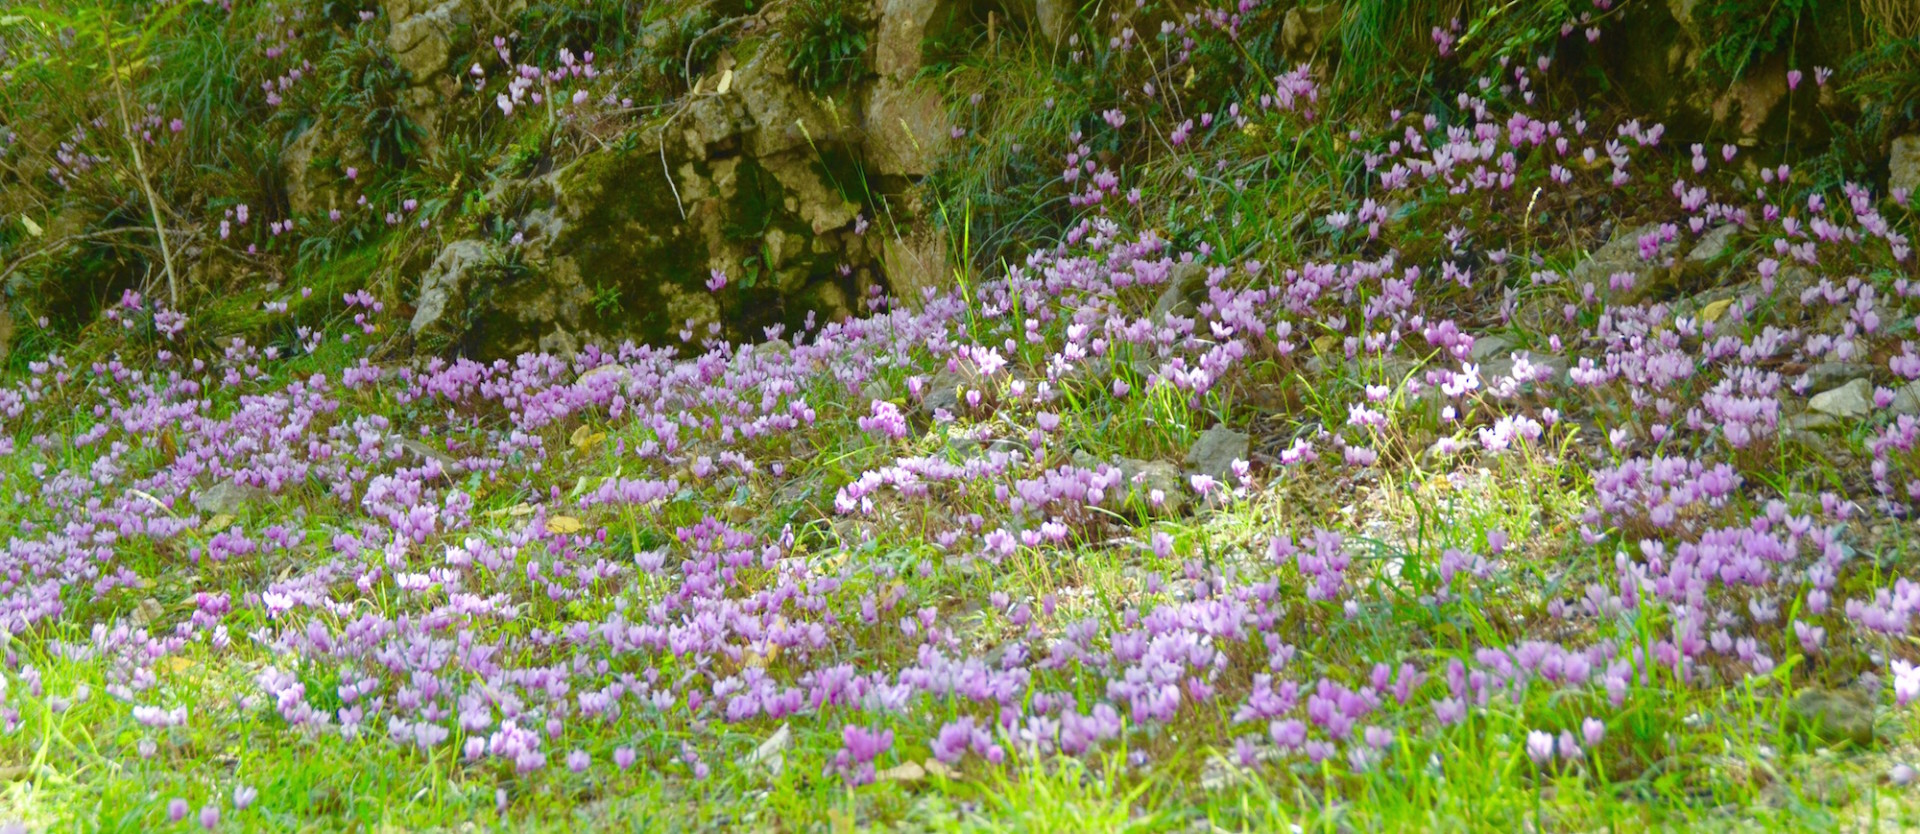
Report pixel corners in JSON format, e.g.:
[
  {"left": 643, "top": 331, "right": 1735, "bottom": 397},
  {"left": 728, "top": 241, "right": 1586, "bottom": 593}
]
[{"left": 2, "top": 0, "right": 1920, "bottom": 830}]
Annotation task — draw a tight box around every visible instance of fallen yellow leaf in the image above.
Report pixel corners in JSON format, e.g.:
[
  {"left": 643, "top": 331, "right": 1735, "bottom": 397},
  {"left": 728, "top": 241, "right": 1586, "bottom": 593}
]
[
  {"left": 744, "top": 642, "right": 780, "bottom": 669},
  {"left": 877, "top": 761, "right": 925, "bottom": 782},
  {"left": 923, "top": 759, "right": 959, "bottom": 780},
  {"left": 1700, "top": 298, "right": 1733, "bottom": 323},
  {"left": 569, "top": 425, "right": 606, "bottom": 454},
  {"left": 202, "top": 513, "right": 235, "bottom": 532},
  {"left": 829, "top": 809, "right": 856, "bottom": 834},
  {"left": 483, "top": 503, "right": 534, "bottom": 518},
  {"left": 546, "top": 515, "right": 584, "bottom": 535}
]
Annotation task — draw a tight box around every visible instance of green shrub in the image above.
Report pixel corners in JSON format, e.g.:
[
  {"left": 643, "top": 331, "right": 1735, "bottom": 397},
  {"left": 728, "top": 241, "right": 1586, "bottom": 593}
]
[{"left": 783, "top": 0, "right": 870, "bottom": 92}]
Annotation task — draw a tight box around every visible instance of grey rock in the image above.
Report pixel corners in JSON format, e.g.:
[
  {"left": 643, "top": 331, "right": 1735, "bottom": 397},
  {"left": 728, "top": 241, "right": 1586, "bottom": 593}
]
[
  {"left": 1891, "top": 381, "right": 1920, "bottom": 417},
  {"left": 863, "top": 78, "right": 952, "bottom": 178},
  {"left": 1568, "top": 222, "right": 1677, "bottom": 301},
  {"left": 284, "top": 124, "right": 368, "bottom": 218},
  {"left": 401, "top": 23, "right": 952, "bottom": 359},
  {"left": 1786, "top": 412, "right": 1840, "bottom": 434},
  {"left": 383, "top": 0, "right": 468, "bottom": 81},
  {"left": 408, "top": 239, "right": 499, "bottom": 339},
  {"left": 1788, "top": 688, "right": 1876, "bottom": 748},
  {"left": 739, "top": 723, "right": 791, "bottom": 776},
  {"left": 921, "top": 369, "right": 965, "bottom": 417},
  {"left": 401, "top": 438, "right": 458, "bottom": 470},
  {"left": 875, "top": 0, "right": 940, "bottom": 79},
  {"left": 1184, "top": 426, "right": 1250, "bottom": 483},
  {"left": 1893, "top": 134, "right": 1920, "bottom": 198},
  {"left": 1685, "top": 223, "right": 1738, "bottom": 264},
  {"left": 1809, "top": 378, "right": 1872, "bottom": 420},
  {"left": 1468, "top": 335, "right": 1511, "bottom": 363},
  {"left": 1071, "top": 451, "right": 1187, "bottom": 515},
  {"left": 1152, "top": 261, "right": 1210, "bottom": 322},
  {"left": 1806, "top": 362, "right": 1872, "bottom": 395},
  {"left": 1034, "top": 0, "right": 1072, "bottom": 42},
  {"left": 191, "top": 479, "right": 268, "bottom": 516},
  {"left": 1119, "top": 458, "right": 1187, "bottom": 516},
  {"left": 881, "top": 227, "right": 952, "bottom": 309},
  {"left": 1280, "top": 4, "right": 1341, "bottom": 61}
]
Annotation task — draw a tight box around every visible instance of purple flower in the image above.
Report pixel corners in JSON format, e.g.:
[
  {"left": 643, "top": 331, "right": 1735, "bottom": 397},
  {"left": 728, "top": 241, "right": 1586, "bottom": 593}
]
[
  {"left": 1582, "top": 717, "right": 1606, "bottom": 747},
  {"left": 1894, "top": 660, "right": 1920, "bottom": 708},
  {"left": 169, "top": 799, "right": 190, "bottom": 823},
  {"left": 1525, "top": 730, "right": 1554, "bottom": 764}
]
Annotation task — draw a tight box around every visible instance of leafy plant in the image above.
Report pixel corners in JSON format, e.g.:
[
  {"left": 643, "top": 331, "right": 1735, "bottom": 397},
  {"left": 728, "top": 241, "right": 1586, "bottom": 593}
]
[
  {"left": 782, "top": 0, "right": 870, "bottom": 92},
  {"left": 1696, "top": 0, "right": 1819, "bottom": 82},
  {"left": 4, "top": 1, "right": 191, "bottom": 304},
  {"left": 312, "top": 27, "right": 423, "bottom": 171}
]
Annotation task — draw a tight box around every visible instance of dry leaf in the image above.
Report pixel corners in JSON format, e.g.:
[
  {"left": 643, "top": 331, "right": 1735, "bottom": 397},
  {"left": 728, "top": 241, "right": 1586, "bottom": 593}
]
[
  {"left": 1700, "top": 298, "right": 1733, "bottom": 323},
  {"left": 743, "top": 642, "right": 780, "bottom": 669},
  {"left": 569, "top": 425, "right": 606, "bottom": 454},
  {"left": 923, "top": 759, "right": 959, "bottom": 780},
  {"left": 166, "top": 656, "right": 194, "bottom": 673},
  {"left": 828, "top": 809, "right": 856, "bottom": 834},
  {"left": 545, "top": 515, "right": 585, "bottom": 535},
  {"left": 202, "top": 513, "right": 235, "bottom": 532},
  {"left": 877, "top": 761, "right": 925, "bottom": 782},
  {"left": 1312, "top": 334, "right": 1338, "bottom": 353},
  {"left": 716, "top": 68, "right": 734, "bottom": 95},
  {"left": 130, "top": 598, "right": 164, "bottom": 627},
  {"left": 740, "top": 723, "right": 791, "bottom": 776},
  {"left": 484, "top": 503, "right": 534, "bottom": 518},
  {"left": 19, "top": 215, "right": 41, "bottom": 238},
  {"left": 577, "top": 364, "right": 629, "bottom": 386}
]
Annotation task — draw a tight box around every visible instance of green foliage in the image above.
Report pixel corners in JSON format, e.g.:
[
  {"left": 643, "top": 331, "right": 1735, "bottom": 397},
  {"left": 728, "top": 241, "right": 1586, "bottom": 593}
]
[
  {"left": 783, "top": 0, "right": 871, "bottom": 93},
  {"left": 637, "top": 6, "right": 730, "bottom": 95},
  {"left": 1844, "top": 33, "right": 1920, "bottom": 133},
  {"left": 1697, "top": 0, "right": 1819, "bottom": 81},
  {"left": 310, "top": 25, "right": 423, "bottom": 170},
  {"left": 516, "top": 0, "right": 644, "bottom": 63}
]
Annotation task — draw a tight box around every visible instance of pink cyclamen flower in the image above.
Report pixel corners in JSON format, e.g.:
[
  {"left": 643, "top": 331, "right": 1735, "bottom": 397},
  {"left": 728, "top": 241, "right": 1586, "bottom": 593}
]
[
  {"left": 1893, "top": 660, "right": 1920, "bottom": 707},
  {"left": 1525, "top": 730, "right": 1555, "bottom": 764},
  {"left": 706, "top": 269, "right": 727, "bottom": 291}
]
